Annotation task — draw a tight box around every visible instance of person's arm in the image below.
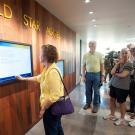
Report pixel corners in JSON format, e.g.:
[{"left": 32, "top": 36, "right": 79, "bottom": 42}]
[
  {"left": 115, "top": 70, "right": 129, "bottom": 78},
  {"left": 100, "top": 54, "right": 105, "bottom": 82},
  {"left": 100, "top": 63, "right": 105, "bottom": 76},
  {"left": 82, "top": 64, "right": 86, "bottom": 81},
  {"left": 100, "top": 63, "right": 105, "bottom": 82},
  {"left": 115, "top": 62, "right": 133, "bottom": 78},
  {"left": 82, "top": 55, "right": 86, "bottom": 81},
  {"left": 111, "top": 63, "right": 120, "bottom": 75},
  {"left": 16, "top": 74, "right": 41, "bottom": 82}
]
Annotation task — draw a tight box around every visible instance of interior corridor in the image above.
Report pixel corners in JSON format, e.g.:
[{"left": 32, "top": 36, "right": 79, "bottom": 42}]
[{"left": 26, "top": 83, "right": 135, "bottom": 135}]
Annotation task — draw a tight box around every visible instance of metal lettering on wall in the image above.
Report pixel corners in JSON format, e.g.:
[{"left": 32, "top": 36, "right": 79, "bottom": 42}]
[
  {"left": 23, "top": 14, "right": 40, "bottom": 31},
  {"left": 46, "top": 26, "right": 61, "bottom": 40},
  {"left": 0, "top": 3, "right": 62, "bottom": 34},
  {"left": 0, "top": 3, "right": 40, "bottom": 31},
  {"left": 0, "top": 3, "right": 12, "bottom": 19}
]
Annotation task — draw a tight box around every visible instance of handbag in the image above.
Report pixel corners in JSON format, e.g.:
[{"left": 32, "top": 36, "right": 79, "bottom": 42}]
[{"left": 51, "top": 68, "right": 74, "bottom": 116}]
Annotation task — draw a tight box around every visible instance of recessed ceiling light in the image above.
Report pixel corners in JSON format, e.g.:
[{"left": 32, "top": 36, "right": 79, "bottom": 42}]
[
  {"left": 84, "top": 0, "right": 91, "bottom": 3},
  {"left": 92, "top": 19, "right": 96, "bottom": 22},
  {"left": 94, "top": 25, "right": 97, "bottom": 27},
  {"left": 89, "top": 11, "right": 94, "bottom": 14}
]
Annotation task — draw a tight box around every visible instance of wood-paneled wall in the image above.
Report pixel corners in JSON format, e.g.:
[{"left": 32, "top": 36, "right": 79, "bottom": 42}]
[{"left": 0, "top": 0, "right": 76, "bottom": 135}]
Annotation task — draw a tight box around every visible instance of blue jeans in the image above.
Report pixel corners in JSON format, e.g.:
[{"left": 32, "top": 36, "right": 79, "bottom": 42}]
[
  {"left": 85, "top": 72, "right": 101, "bottom": 106},
  {"left": 43, "top": 107, "right": 64, "bottom": 135}
]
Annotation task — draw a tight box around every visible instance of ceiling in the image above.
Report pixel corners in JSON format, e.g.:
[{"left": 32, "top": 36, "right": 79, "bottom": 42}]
[{"left": 35, "top": 0, "right": 135, "bottom": 52}]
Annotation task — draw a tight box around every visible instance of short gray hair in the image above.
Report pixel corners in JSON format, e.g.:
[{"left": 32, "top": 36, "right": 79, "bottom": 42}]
[{"left": 89, "top": 41, "right": 97, "bottom": 46}]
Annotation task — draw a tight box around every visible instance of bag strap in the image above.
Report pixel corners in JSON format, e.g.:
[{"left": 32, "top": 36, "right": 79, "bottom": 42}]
[{"left": 51, "top": 68, "right": 69, "bottom": 96}]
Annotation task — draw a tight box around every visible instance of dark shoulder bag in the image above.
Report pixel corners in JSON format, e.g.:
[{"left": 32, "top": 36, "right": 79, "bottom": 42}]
[{"left": 51, "top": 68, "right": 74, "bottom": 116}]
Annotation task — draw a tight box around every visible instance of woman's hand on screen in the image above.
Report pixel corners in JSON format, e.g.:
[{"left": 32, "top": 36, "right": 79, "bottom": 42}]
[{"left": 16, "top": 75, "right": 25, "bottom": 81}]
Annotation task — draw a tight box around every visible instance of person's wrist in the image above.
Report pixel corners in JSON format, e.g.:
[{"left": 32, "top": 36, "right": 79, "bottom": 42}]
[
  {"left": 101, "top": 73, "right": 105, "bottom": 76},
  {"left": 23, "top": 78, "right": 27, "bottom": 81},
  {"left": 82, "top": 74, "right": 85, "bottom": 77}
]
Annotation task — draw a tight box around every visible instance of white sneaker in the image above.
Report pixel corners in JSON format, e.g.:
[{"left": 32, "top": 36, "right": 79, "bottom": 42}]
[
  {"left": 114, "top": 118, "right": 127, "bottom": 126},
  {"left": 103, "top": 114, "right": 117, "bottom": 121},
  {"left": 129, "top": 119, "right": 135, "bottom": 127}
]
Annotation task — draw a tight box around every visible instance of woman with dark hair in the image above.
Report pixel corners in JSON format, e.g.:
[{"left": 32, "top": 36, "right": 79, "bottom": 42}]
[{"left": 17, "top": 44, "right": 64, "bottom": 135}]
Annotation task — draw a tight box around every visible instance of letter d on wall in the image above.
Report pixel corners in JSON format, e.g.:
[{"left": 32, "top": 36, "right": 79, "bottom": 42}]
[{"left": 4, "top": 4, "right": 12, "bottom": 19}]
